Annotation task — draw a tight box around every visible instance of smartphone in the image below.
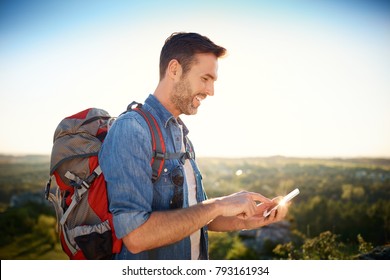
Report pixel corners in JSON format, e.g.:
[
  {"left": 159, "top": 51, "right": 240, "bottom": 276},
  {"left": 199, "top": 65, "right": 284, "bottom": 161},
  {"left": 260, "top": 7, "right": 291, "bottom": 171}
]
[{"left": 263, "top": 188, "right": 300, "bottom": 217}]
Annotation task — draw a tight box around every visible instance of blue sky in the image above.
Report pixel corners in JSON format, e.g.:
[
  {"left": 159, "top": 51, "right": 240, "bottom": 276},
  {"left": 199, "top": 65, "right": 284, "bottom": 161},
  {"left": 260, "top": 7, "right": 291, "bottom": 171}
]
[{"left": 1, "top": 0, "right": 389, "bottom": 157}]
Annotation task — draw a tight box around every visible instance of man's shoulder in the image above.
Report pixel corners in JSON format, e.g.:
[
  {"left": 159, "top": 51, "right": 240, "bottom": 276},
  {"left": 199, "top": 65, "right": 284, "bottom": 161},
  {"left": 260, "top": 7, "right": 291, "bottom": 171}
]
[
  {"left": 115, "top": 110, "right": 149, "bottom": 126},
  {"left": 106, "top": 110, "right": 152, "bottom": 142}
]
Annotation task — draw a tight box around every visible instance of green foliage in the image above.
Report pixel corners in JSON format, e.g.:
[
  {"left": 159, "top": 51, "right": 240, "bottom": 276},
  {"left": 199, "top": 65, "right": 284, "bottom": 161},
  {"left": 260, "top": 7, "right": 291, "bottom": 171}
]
[
  {"left": 274, "top": 231, "right": 350, "bottom": 260},
  {"left": 225, "top": 237, "right": 258, "bottom": 260},
  {"left": 0, "top": 202, "right": 53, "bottom": 246},
  {"left": 301, "top": 231, "right": 348, "bottom": 260},
  {"left": 208, "top": 232, "right": 257, "bottom": 260},
  {"left": 273, "top": 229, "right": 306, "bottom": 260},
  {"left": 208, "top": 232, "right": 235, "bottom": 259},
  {"left": 357, "top": 234, "right": 374, "bottom": 254},
  {"left": 33, "top": 215, "right": 58, "bottom": 248},
  {"left": 273, "top": 242, "right": 297, "bottom": 260},
  {"left": 273, "top": 231, "right": 380, "bottom": 260},
  {"left": 0, "top": 232, "right": 67, "bottom": 260},
  {"left": 0, "top": 203, "right": 67, "bottom": 259}
]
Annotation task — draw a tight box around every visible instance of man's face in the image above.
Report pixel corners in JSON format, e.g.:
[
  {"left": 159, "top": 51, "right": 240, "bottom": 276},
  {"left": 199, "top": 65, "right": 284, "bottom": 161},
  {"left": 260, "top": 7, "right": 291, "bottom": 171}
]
[{"left": 170, "top": 53, "right": 218, "bottom": 116}]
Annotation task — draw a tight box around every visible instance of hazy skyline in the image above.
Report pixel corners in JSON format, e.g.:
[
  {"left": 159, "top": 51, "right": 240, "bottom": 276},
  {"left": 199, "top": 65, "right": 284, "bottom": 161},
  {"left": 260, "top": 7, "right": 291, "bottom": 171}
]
[{"left": 1, "top": 0, "right": 389, "bottom": 158}]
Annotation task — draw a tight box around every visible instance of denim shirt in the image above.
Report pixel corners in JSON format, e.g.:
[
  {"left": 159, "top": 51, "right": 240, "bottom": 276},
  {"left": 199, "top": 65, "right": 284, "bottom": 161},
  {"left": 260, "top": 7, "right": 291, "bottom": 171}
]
[{"left": 99, "top": 94, "right": 209, "bottom": 260}]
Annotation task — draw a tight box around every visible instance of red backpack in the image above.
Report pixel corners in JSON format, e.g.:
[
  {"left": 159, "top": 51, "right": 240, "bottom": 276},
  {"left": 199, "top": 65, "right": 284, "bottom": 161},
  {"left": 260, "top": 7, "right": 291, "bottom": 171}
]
[{"left": 45, "top": 102, "right": 173, "bottom": 259}]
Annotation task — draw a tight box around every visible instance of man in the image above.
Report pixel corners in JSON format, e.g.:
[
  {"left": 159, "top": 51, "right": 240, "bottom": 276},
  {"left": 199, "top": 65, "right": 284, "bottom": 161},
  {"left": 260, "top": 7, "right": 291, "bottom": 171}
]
[{"left": 99, "top": 32, "right": 287, "bottom": 260}]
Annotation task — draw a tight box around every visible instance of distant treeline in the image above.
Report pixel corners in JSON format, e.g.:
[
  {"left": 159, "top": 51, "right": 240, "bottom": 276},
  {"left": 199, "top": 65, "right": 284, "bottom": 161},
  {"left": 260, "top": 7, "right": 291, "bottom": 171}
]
[{"left": 0, "top": 155, "right": 50, "bottom": 205}]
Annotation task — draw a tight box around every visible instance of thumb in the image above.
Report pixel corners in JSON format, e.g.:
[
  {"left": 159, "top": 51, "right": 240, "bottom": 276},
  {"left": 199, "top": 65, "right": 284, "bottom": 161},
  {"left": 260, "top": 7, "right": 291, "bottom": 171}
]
[{"left": 249, "top": 192, "right": 272, "bottom": 204}]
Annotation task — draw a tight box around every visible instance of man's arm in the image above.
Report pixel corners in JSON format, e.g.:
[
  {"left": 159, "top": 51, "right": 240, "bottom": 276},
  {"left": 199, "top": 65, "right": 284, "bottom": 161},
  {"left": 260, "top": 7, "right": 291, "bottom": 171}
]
[{"left": 123, "top": 191, "right": 271, "bottom": 254}]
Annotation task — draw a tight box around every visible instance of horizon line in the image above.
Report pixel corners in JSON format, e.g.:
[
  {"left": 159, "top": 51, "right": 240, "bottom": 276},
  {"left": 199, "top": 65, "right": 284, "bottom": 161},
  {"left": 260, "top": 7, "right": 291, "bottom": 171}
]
[{"left": 1, "top": 153, "right": 390, "bottom": 160}]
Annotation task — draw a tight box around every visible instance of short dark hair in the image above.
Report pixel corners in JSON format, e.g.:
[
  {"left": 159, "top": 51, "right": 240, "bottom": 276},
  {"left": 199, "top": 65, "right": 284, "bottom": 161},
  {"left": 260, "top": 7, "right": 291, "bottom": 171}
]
[{"left": 159, "top": 32, "right": 227, "bottom": 80}]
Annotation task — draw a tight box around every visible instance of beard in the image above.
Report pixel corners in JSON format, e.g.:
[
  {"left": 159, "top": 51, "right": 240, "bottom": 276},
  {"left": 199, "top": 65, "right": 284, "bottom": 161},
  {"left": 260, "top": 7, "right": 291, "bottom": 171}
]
[{"left": 171, "top": 77, "right": 201, "bottom": 116}]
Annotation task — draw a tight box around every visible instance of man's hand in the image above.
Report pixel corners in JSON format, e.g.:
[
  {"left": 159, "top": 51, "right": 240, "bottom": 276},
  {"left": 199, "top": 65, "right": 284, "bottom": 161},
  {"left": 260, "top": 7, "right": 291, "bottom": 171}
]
[
  {"left": 241, "top": 196, "right": 289, "bottom": 230},
  {"left": 213, "top": 191, "right": 273, "bottom": 219},
  {"left": 207, "top": 195, "right": 290, "bottom": 232}
]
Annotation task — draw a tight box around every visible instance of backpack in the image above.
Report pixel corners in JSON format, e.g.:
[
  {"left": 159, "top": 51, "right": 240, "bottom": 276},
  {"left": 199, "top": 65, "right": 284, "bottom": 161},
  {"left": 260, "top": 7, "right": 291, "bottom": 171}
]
[{"left": 45, "top": 102, "right": 191, "bottom": 259}]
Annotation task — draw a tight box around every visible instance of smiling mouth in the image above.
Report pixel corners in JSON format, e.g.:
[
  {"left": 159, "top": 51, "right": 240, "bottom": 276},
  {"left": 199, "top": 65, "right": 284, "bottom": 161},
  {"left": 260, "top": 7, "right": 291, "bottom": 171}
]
[
  {"left": 195, "top": 94, "right": 207, "bottom": 104},
  {"left": 193, "top": 94, "right": 205, "bottom": 108}
]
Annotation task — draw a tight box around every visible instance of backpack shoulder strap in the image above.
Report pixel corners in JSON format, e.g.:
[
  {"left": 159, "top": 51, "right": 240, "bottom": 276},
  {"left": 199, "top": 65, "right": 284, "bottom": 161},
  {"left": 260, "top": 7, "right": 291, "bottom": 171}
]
[
  {"left": 127, "top": 102, "right": 166, "bottom": 183},
  {"left": 127, "top": 101, "right": 195, "bottom": 182}
]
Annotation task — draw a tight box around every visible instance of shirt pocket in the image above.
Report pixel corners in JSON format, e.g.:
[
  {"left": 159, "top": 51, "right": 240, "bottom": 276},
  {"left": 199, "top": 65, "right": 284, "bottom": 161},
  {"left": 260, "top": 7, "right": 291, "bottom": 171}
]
[{"left": 152, "top": 160, "right": 177, "bottom": 210}]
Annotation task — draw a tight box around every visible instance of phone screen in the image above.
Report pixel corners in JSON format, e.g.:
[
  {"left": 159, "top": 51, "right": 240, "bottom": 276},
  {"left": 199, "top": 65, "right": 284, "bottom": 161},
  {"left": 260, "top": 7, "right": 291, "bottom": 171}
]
[{"left": 263, "top": 188, "right": 300, "bottom": 217}]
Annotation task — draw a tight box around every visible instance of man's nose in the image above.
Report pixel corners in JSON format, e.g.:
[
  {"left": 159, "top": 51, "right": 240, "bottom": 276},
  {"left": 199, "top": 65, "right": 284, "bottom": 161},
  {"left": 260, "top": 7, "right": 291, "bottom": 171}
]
[{"left": 205, "top": 82, "right": 214, "bottom": 96}]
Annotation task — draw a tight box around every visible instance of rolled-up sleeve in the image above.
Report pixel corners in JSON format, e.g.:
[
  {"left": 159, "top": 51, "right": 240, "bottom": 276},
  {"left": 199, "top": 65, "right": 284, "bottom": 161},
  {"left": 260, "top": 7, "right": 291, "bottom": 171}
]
[{"left": 99, "top": 113, "right": 153, "bottom": 239}]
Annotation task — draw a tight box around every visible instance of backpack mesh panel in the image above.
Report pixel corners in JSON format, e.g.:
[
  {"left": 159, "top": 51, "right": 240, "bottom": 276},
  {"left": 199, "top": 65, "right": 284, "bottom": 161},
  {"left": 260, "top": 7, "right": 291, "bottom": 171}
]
[{"left": 66, "top": 191, "right": 101, "bottom": 229}]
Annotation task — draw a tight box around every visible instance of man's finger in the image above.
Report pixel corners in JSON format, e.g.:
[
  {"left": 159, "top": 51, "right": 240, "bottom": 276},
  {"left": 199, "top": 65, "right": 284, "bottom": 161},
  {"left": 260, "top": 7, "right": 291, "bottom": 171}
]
[{"left": 249, "top": 192, "right": 272, "bottom": 204}]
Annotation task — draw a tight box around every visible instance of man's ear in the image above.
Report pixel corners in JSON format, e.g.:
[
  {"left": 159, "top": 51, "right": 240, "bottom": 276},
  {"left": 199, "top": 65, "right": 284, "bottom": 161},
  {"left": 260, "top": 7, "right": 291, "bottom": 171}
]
[{"left": 167, "top": 59, "right": 182, "bottom": 81}]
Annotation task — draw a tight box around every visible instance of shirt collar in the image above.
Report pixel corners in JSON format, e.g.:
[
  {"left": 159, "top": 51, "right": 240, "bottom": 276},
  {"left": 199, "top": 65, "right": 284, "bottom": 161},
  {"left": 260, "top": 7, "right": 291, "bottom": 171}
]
[
  {"left": 177, "top": 117, "right": 189, "bottom": 137},
  {"left": 144, "top": 94, "right": 190, "bottom": 136}
]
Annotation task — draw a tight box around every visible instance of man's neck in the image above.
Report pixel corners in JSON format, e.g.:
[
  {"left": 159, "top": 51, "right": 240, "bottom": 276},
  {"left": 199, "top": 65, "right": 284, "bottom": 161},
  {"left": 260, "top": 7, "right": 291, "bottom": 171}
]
[{"left": 153, "top": 82, "right": 180, "bottom": 118}]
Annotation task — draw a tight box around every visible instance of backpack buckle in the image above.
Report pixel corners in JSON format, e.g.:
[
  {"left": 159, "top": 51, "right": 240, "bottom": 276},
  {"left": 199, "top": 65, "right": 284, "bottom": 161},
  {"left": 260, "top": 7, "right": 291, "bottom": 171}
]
[
  {"left": 179, "top": 151, "right": 194, "bottom": 164},
  {"left": 127, "top": 101, "right": 142, "bottom": 111},
  {"left": 65, "top": 171, "right": 90, "bottom": 189},
  {"left": 154, "top": 151, "right": 165, "bottom": 160}
]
